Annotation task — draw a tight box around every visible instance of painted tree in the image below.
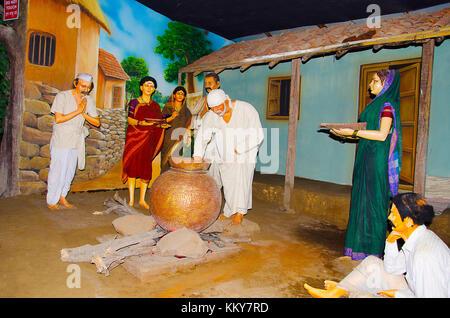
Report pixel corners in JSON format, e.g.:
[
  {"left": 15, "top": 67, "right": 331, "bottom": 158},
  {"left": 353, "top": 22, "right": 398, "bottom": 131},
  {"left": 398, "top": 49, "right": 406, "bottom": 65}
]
[
  {"left": 120, "top": 56, "right": 149, "bottom": 101},
  {"left": 155, "top": 21, "right": 213, "bottom": 93},
  {"left": 0, "top": 0, "right": 28, "bottom": 198}
]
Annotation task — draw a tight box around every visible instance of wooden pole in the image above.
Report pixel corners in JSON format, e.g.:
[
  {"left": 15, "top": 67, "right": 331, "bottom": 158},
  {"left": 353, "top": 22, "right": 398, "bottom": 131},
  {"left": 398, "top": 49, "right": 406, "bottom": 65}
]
[
  {"left": 414, "top": 39, "right": 435, "bottom": 197},
  {"left": 282, "top": 58, "right": 301, "bottom": 212}
]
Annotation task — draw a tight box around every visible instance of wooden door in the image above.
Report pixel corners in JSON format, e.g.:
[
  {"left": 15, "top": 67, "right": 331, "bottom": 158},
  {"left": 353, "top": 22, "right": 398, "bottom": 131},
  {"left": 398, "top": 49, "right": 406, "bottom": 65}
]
[
  {"left": 397, "top": 63, "right": 420, "bottom": 185},
  {"left": 359, "top": 59, "right": 421, "bottom": 188}
]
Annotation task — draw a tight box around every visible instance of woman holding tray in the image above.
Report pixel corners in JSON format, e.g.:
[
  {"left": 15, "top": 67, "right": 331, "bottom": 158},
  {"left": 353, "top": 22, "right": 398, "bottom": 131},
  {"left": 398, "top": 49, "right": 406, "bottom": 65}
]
[
  {"left": 122, "top": 76, "right": 166, "bottom": 209},
  {"left": 331, "top": 69, "right": 402, "bottom": 260},
  {"left": 160, "top": 85, "right": 192, "bottom": 172}
]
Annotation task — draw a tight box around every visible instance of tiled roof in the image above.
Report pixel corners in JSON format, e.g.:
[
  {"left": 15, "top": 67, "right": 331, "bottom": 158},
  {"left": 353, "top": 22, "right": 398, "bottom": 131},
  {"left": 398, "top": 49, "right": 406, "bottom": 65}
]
[
  {"left": 181, "top": 6, "right": 450, "bottom": 74},
  {"left": 98, "top": 49, "right": 130, "bottom": 81}
]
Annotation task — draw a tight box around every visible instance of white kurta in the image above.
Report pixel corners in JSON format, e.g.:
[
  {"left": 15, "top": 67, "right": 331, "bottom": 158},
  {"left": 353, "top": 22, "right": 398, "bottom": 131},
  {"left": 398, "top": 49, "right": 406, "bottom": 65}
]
[
  {"left": 46, "top": 90, "right": 97, "bottom": 205},
  {"left": 193, "top": 100, "right": 264, "bottom": 217},
  {"left": 337, "top": 225, "right": 450, "bottom": 298}
]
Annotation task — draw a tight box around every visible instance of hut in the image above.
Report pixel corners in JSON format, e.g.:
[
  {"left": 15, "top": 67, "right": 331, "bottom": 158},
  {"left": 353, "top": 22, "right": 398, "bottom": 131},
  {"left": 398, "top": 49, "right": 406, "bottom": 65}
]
[{"left": 178, "top": 6, "right": 450, "bottom": 215}]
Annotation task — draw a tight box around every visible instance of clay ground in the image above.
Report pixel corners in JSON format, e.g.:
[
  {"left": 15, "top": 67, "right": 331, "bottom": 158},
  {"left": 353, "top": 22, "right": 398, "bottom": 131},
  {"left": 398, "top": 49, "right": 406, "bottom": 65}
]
[{"left": 0, "top": 189, "right": 358, "bottom": 298}]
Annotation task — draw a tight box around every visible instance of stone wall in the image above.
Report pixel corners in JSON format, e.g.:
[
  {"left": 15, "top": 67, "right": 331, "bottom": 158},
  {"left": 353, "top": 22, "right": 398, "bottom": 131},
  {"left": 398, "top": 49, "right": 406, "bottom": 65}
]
[{"left": 20, "top": 80, "right": 126, "bottom": 195}]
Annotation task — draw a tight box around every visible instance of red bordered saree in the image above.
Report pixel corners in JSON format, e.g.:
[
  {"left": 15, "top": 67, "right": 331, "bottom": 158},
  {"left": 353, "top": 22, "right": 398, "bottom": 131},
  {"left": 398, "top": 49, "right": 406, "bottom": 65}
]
[{"left": 122, "top": 99, "right": 164, "bottom": 183}]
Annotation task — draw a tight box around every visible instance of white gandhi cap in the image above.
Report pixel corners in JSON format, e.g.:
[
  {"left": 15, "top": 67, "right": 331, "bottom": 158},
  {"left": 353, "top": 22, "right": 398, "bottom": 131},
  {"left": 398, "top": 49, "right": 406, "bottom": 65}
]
[{"left": 76, "top": 73, "right": 93, "bottom": 83}]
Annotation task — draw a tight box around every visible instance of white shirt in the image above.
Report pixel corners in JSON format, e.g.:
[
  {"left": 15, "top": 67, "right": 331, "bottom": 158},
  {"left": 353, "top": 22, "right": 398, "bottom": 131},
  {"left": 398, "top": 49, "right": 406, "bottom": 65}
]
[
  {"left": 384, "top": 225, "right": 450, "bottom": 298},
  {"left": 50, "top": 90, "right": 97, "bottom": 149},
  {"left": 50, "top": 90, "right": 98, "bottom": 170},
  {"left": 193, "top": 100, "right": 264, "bottom": 164}
]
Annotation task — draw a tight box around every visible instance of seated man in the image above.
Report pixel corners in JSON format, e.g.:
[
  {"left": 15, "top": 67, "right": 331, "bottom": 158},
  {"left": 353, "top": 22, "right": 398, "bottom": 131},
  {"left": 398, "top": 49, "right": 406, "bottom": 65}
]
[{"left": 304, "top": 192, "right": 449, "bottom": 298}]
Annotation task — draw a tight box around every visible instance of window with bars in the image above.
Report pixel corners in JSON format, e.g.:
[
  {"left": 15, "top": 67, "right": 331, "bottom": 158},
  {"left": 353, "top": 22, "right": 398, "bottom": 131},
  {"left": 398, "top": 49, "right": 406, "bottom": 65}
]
[{"left": 28, "top": 31, "right": 56, "bottom": 67}]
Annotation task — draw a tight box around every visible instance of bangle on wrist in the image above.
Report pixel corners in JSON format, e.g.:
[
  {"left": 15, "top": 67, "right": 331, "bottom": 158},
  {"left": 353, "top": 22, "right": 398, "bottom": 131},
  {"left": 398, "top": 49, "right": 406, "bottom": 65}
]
[{"left": 352, "top": 130, "right": 359, "bottom": 138}]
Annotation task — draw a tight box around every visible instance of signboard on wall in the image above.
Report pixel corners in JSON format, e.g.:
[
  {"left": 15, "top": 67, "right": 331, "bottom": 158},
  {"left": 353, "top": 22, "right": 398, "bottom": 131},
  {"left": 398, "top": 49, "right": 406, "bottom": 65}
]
[{"left": 3, "top": 0, "right": 19, "bottom": 21}]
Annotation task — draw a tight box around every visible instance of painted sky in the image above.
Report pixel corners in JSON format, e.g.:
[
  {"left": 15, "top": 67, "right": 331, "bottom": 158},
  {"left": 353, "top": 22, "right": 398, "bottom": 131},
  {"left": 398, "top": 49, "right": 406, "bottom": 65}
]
[{"left": 98, "top": 0, "right": 234, "bottom": 96}]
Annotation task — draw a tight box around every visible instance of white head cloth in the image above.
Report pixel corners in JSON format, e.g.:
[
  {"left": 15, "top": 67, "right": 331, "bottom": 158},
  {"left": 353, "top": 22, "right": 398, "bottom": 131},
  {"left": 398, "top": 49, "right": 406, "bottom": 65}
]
[
  {"left": 207, "top": 89, "right": 229, "bottom": 108},
  {"left": 76, "top": 73, "right": 93, "bottom": 83}
]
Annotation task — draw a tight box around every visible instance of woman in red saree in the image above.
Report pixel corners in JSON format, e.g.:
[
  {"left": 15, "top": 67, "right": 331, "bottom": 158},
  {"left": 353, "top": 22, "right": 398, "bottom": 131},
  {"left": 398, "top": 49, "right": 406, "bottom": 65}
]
[{"left": 122, "top": 76, "right": 165, "bottom": 209}]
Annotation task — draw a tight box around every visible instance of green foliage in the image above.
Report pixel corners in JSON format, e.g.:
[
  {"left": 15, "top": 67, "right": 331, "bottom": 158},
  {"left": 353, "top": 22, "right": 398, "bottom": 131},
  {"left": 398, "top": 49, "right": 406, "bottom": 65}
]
[
  {"left": 155, "top": 21, "right": 213, "bottom": 84},
  {"left": 152, "top": 90, "right": 169, "bottom": 106},
  {"left": 0, "top": 43, "right": 10, "bottom": 135},
  {"left": 120, "top": 56, "right": 149, "bottom": 100}
]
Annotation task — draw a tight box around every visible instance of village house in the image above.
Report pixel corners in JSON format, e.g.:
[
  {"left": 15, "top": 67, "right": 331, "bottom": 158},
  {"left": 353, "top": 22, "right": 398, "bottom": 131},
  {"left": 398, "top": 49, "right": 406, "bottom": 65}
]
[
  {"left": 96, "top": 48, "right": 130, "bottom": 109},
  {"left": 180, "top": 5, "right": 450, "bottom": 227}
]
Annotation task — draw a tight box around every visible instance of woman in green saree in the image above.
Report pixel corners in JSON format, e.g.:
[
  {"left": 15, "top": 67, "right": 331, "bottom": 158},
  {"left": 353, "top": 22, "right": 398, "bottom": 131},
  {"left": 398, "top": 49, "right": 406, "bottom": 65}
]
[{"left": 332, "top": 69, "right": 402, "bottom": 260}]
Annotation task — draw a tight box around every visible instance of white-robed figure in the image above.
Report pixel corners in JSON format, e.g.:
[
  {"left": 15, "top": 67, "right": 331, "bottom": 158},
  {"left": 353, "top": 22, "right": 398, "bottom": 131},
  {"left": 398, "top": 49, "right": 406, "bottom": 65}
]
[
  {"left": 193, "top": 89, "right": 264, "bottom": 225},
  {"left": 46, "top": 73, "right": 100, "bottom": 210}
]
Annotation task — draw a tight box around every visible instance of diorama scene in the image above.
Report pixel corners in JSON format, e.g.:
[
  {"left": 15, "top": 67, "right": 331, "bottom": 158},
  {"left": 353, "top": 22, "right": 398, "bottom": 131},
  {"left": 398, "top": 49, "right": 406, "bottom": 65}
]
[{"left": 0, "top": 0, "right": 449, "bottom": 301}]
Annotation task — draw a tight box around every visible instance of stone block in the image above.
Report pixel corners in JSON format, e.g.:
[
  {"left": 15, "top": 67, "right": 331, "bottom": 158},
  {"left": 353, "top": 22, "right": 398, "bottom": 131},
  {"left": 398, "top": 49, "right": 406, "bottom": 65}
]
[
  {"left": 34, "top": 82, "right": 59, "bottom": 95},
  {"left": 20, "top": 141, "right": 40, "bottom": 157},
  {"left": 24, "top": 81, "right": 42, "bottom": 99},
  {"left": 22, "top": 126, "right": 51, "bottom": 145},
  {"left": 19, "top": 157, "right": 31, "bottom": 169},
  {"left": 112, "top": 215, "right": 157, "bottom": 236},
  {"left": 156, "top": 227, "right": 209, "bottom": 258},
  {"left": 23, "top": 112, "right": 37, "bottom": 128},
  {"left": 39, "top": 144, "right": 50, "bottom": 158},
  {"left": 39, "top": 168, "right": 49, "bottom": 182},
  {"left": 86, "top": 138, "right": 106, "bottom": 149},
  {"left": 19, "top": 181, "right": 47, "bottom": 195},
  {"left": 88, "top": 129, "right": 105, "bottom": 140},
  {"left": 29, "top": 156, "right": 50, "bottom": 170},
  {"left": 24, "top": 98, "right": 51, "bottom": 115},
  {"left": 19, "top": 170, "right": 40, "bottom": 182},
  {"left": 37, "top": 115, "right": 55, "bottom": 132},
  {"left": 86, "top": 146, "right": 101, "bottom": 155}
]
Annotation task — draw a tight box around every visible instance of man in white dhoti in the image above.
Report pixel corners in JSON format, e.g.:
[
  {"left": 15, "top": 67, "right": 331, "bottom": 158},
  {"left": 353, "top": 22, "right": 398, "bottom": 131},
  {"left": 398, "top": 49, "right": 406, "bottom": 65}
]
[
  {"left": 193, "top": 89, "right": 264, "bottom": 225},
  {"left": 46, "top": 73, "right": 100, "bottom": 210},
  {"left": 304, "top": 192, "right": 450, "bottom": 298}
]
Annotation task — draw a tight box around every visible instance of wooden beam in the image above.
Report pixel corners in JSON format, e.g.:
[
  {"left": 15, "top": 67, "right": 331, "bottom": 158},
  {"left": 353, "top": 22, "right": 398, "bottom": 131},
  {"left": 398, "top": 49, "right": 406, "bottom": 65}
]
[
  {"left": 414, "top": 39, "right": 435, "bottom": 197},
  {"left": 240, "top": 63, "right": 253, "bottom": 72},
  {"left": 178, "top": 72, "right": 182, "bottom": 85},
  {"left": 282, "top": 58, "right": 301, "bottom": 212}
]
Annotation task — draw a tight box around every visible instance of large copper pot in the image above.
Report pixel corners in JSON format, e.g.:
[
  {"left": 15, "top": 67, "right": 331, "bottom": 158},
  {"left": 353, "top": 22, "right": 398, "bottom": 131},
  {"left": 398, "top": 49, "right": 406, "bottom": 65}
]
[{"left": 148, "top": 157, "right": 221, "bottom": 232}]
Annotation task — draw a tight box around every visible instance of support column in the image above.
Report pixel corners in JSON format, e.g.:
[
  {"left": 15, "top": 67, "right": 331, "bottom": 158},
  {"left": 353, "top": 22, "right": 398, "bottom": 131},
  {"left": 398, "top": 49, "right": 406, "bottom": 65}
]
[
  {"left": 283, "top": 58, "right": 301, "bottom": 211},
  {"left": 414, "top": 39, "right": 435, "bottom": 197}
]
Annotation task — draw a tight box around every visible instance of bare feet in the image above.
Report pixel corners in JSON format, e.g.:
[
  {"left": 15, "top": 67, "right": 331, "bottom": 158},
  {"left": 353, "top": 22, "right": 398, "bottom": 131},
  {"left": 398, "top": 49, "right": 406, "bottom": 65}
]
[
  {"left": 47, "top": 204, "right": 60, "bottom": 210},
  {"left": 229, "top": 213, "right": 244, "bottom": 226},
  {"left": 58, "top": 197, "right": 74, "bottom": 209},
  {"left": 218, "top": 214, "right": 229, "bottom": 221},
  {"left": 303, "top": 282, "right": 348, "bottom": 298},
  {"left": 139, "top": 201, "right": 149, "bottom": 210}
]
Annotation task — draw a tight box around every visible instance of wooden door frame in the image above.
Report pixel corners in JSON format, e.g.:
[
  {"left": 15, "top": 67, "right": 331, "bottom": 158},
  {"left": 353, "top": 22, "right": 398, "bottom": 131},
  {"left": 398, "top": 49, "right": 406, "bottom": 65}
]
[{"left": 358, "top": 40, "right": 435, "bottom": 197}]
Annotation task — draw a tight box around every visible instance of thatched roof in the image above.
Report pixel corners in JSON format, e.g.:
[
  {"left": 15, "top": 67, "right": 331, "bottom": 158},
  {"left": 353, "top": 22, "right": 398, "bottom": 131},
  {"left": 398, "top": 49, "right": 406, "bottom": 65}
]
[
  {"left": 180, "top": 6, "right": 450, "bottom": 75},
  {"left": 64, "top": 0, "right": 111, "bottom": 35}
]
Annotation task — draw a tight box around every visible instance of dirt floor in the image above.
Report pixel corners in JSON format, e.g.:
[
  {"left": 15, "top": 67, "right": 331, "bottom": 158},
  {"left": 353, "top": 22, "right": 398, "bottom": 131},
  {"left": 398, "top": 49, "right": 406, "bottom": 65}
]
[{"left": 0, "top": 189, "right": 359, "bottom": 298}]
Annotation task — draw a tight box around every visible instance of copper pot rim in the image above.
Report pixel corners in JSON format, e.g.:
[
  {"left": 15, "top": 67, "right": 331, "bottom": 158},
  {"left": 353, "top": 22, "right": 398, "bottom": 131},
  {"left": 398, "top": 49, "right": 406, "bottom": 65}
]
[{"left": 169, "top": 157, "right": 211, "bottom": 171}]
